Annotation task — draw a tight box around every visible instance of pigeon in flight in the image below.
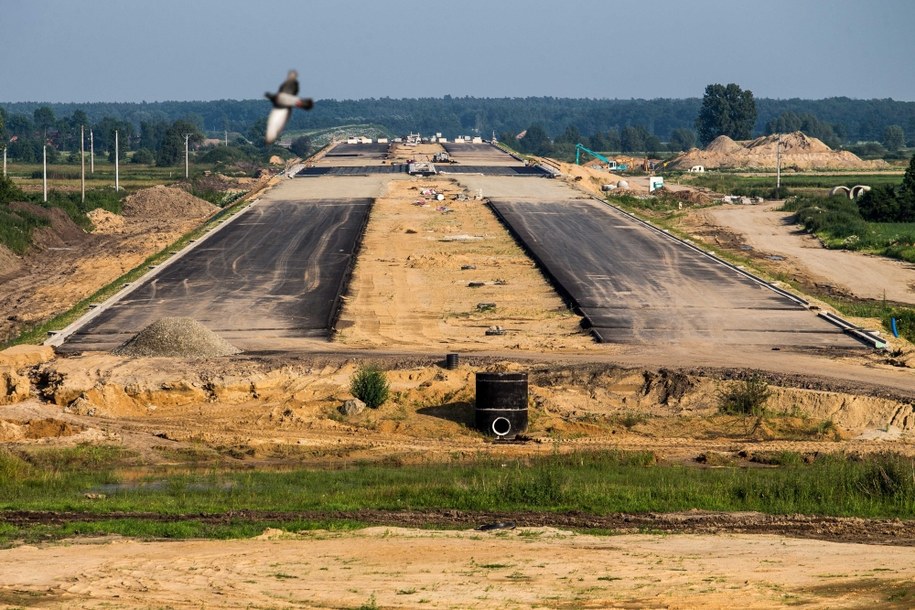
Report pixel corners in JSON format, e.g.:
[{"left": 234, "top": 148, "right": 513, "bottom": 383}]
[{"left": 264, "top": 70, "right": 314, "bottom": 145}]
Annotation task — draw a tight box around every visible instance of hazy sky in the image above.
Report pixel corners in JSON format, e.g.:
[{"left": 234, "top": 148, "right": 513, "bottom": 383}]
[{"left": 3, "top": 0, "right": 914, "bottom": 103}]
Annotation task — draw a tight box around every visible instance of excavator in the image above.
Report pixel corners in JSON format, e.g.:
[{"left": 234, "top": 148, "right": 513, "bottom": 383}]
[{"left": 575, "top": 143, "right": 627, "bottom": 172}]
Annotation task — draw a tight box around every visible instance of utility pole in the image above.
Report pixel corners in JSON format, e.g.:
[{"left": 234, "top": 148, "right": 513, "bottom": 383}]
[
  {"left": 114, "top": 130, "right": 120, "bottom": 192},
  {"left": 776, "top": 134, "right": 782, "bottom": 197},
  {"left": 224, "top": 130, "right": 228, "bottom": 147},
  {"left": 2, "top": 146, "right": 6, "bottom": 178},
  {"left": 184, "top": 134, "right": 189, "bottom": 179},
  {"left": 43, "top": 145, "right": 48, "bottom": 202},
  {"left": 80, "top": 125, "right": 86, "bottom": 203},
  {"left": 90, "top": 129, "right": 94, "bottom": 174}
]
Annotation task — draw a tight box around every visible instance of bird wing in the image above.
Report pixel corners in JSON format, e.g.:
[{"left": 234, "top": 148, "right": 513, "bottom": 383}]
[{"left": 265, "top": 107, "right": 291, "bottom": 145}]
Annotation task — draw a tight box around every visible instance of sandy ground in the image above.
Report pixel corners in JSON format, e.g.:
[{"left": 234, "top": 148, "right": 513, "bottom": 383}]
[
  {"left": 336, "top": 176, "right": 594, "bottom": 351},
  {"left": 3, "top": 156, "right": 915, "bottom": 609},
  {"left": 697, "top": 201, "right": 915, "bottom": 305},
  {"left": 2, "top": 527, "right": 915, "bottom": 609}
]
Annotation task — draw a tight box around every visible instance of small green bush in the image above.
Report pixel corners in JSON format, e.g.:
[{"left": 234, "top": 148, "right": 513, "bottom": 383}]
[
  {"left": 718, "top": 373, "right": 771, "bottom": 416},
  {"left": 350, "top": 365, "right": 390, "bottom": 408}
]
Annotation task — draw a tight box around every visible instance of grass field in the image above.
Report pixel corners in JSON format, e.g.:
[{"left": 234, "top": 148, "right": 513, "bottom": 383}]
[
  {"left": 680, "top": 171, "right": 904, "bottom": 198},
  {"left": 1, "top": 447, "right": 912, "bottom": 544}
]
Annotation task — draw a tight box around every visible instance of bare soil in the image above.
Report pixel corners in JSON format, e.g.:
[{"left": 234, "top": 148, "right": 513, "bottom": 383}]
[
  {"left": 0, "top": 186, "right": 219, "bottom": 343},
  {"left": 2, "top": 164, "right": 915, "bottom": 609},
  {"left": 686, "top": 201, "right": 915, "bottom": 305},
  {"left": 668, "top": 132, "right": 889, "bottom": 171},
  {"left": 2, "top": 526, "right": 915, "bottom": 609}
]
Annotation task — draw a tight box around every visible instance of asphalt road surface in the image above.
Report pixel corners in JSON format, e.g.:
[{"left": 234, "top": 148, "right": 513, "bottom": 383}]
[
  {"left": 59, "top": 197, "right": 371, "bottom": 353},
  {"left": 489, "top": 198, "right": 862, "bottom": 349},
  {"left": 442, "top": 142, "right": 522, "bottom": 166}
]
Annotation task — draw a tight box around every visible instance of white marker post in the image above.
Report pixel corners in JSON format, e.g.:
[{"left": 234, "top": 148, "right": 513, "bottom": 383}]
[
  {"left": 114, "top": 130, "right": 119, "bottom": 192},
  {"left": 80, "top": 126, "right": 86, "bottom": 203}
]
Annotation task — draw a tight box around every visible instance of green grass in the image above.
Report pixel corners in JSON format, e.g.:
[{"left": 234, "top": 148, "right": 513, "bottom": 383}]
[
  {"left": 684, "top": 172, "right": 903, "bottom": 197},
  {"left": 1, "top": 447, "right": 912, "bottom": 545}
]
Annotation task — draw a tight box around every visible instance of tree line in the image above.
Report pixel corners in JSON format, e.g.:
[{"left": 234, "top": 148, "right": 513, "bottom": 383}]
[{"left": 2, "top": 92, "right": 913, "bottom": 164}]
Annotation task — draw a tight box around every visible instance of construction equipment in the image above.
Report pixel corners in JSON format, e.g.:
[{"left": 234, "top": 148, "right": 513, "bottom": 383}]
[{"left": 575, "top": 143, "right": 627, "bottom": 172}]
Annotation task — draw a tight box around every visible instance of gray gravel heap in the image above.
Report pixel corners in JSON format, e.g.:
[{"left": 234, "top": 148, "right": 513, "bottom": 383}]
[{"left": 113, "top": 317, "right": 240, "bottom": 358}]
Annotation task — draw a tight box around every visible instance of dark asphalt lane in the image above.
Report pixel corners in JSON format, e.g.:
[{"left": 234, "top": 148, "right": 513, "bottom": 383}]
[
  {"left": 60, "top": 198, "right": 371, "bottom": 352},
  {"left": 436, "top": 166, "right": 549, "bottom": 176},
  {"left": 298, "top": 165, "right": 407, "bottom": 176},
  {"left": 441, "top": 142, "right": 523, "bottom": 165},
  {"left": 489, "top": 199, "right": 862, "bottom": 348},
  {"left": 324, "top": 143, "right": 389, "bottom": 158}
]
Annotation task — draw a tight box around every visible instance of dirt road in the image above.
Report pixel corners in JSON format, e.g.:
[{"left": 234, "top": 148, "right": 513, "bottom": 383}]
[{"left": 700, "top": 201, "right": 915, "bottom": 305}]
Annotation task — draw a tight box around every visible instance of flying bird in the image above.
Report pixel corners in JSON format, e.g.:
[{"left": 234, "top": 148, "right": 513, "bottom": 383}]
[{"left": 264, "top": 70, "right": 314, "bottom": 145}]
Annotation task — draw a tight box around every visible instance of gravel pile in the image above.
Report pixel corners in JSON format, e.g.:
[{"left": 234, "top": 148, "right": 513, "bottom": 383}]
[
  {"left": 122, "top": 185, "right": 218, "bottom": 219},
  {"left": 113, "top": 317, "right": 240, "bottom": 358}
]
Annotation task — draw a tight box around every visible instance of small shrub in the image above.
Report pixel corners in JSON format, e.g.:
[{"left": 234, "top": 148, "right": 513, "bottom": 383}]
[
  {"left": 718, "top": 373, "right": 771, "bottom": 416},
  {"left": 350, "top": 365, "right": 390, "bottom": 408}
]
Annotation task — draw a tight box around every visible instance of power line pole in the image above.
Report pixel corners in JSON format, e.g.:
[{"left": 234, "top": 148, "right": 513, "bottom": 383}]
[
  {"left": 80, "top": 125, "right": 86, "bottom": 203},
  {"left": 43, "top": 145, "right": 48, "bottom": 202},
  {"left": 2, "top": 146, "right": 6, "bottom": 178},
  {"left": 776, "top": 134, "right": 782, "bottom": 197},
  {"left": 115, "top": 130, "right": 120, "bottom": 192},
  {"left": 184, "top": 134, "right": 189, "bottom": 179},
  {"left": 90, "top": 129, "right": 94, "bottom": 174}
]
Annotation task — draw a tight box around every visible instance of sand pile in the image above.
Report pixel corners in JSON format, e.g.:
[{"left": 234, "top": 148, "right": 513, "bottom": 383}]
[
  {"left": 87, "top": 208, "right": 126, "bottom": 233},
  {"left": 113, "top": 317, "right": 240, "bottom": 358},
  {"left": 705, "top": 135, "right": 745, "bottom": 155},
  {"left": 668, "top": 131, "right": 887, "bottom": 171},
  {"left": 122, "top": 185, "right": 218, "bottom": 219}
]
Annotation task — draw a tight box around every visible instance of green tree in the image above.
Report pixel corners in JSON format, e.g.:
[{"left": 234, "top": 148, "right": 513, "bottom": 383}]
[
  {"left": 858, "top": 185, "right": 902, "bottom": 222},
  {"left": 898, "top": 153, "right": 915, "bottom": 215},
  {"left": 93, "top": 117, "right": 133, "bottom": 162},
  {"left": 33, "top": 106, "right": 55, "bottom": 138},
  {"left": 554, "top": 125, "right": 581, "bottom": 146},
  {"left": 883, "top": 125, "right": 906, "bottom": 152},
  {"left": 620, "top": 125, "right": 650, "bottom": 152},
  {"left": 289, "top": 135, "right": 312, "bottom": 158},
  {"left": 695, "top": 83, "right": 757, "bottom": 146},
  {"left": 515, "top": 124, "right": 552, "bottom": 156},
  {"left": 131, "top": 148, "right": 155, "bottom": 164},
  {"left": 156, "top": 120, "right": 203, "bottom": 167},
  {"left": 669, "top": 127, "right": 696, "bottom": 151}
]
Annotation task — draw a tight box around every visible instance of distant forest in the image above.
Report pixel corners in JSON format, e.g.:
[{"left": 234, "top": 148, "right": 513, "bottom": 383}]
[
  {"left": 2, "top": 97, "right": 914, "bottom": 168},
  {"left": 3, "top": 96, "right": 915, "bottom": 144}
]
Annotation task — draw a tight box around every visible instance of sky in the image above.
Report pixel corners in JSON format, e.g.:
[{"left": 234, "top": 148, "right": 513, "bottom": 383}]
[{"left": 2, "top": 0, "right": 914, "bottom": 104}]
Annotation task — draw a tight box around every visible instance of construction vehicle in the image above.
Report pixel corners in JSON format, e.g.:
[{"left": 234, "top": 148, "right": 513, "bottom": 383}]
[{"left": 575, "top": 143, "right": 627, "bottom": 172}]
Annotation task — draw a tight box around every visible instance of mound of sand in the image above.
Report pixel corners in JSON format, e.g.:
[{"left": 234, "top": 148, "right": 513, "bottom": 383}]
[
  {"left": 122, "top": 185, "right": 218, "bottom": 220},
  {"left": 87, "top": 208, "right": 126, "bottom": 233},
  {"left": 668, "top": 131, "right": 887, "bottom": 171},
  {"left": 705, "top": 135, "right": 745, "bottom": 155},
  {"left": 113, "top": 317, "right": 240, "bottom": 358}
]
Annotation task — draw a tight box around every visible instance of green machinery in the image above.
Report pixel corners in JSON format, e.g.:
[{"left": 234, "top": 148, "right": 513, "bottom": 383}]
[{"left": 575, "top": 143, "right": 627, "bottom": 171}]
